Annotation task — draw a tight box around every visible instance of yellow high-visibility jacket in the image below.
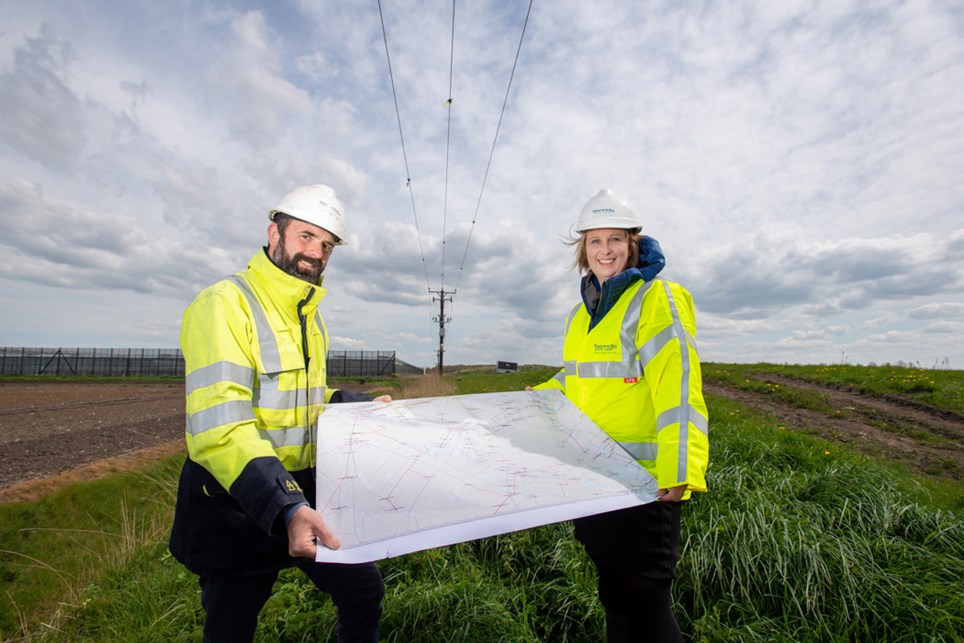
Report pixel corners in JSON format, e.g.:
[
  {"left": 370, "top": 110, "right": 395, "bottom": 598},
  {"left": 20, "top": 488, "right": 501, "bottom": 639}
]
[
  {"left": 170, "top": 248, "right": 338, "bottom": 574},
  {"left": 535, "top": 277, "right": 708, "bottom": 497}
]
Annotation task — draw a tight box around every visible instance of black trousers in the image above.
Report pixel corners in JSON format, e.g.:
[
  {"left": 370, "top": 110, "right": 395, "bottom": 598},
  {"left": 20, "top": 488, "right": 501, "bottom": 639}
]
[
  {"left": 199, "top": 560, "right": 384, "bottom": 642},
  {"left": 575, "top": 501, "right": 684, "bottom": 643}
]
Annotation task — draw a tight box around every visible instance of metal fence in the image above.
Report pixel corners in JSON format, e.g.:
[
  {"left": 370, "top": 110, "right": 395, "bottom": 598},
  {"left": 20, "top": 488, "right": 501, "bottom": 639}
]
[
  {"left": 0, "top": 347, "right": 397, "bottom": 378},
  {"left": 327, "top": 351, "right": 396, "bottom": 377},
  {"left": 0, "top": 347, "right": 186, "bottom": 377}
]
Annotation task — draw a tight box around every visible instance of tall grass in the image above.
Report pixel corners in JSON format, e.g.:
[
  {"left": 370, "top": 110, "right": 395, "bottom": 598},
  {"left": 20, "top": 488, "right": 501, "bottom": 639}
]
[
  {"left": 0, "top": 457, "right": 183, "bottom": 640},
  {"left": 2, "top": 368, "right": 962, "bottom": 641},
  {"left": 677, "top": 397, "right": 963, "bottom": 641}
]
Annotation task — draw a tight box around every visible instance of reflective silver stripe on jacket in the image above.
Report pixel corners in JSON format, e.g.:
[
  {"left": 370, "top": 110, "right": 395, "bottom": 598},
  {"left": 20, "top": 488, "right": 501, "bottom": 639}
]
[
  {"left": 186, "top": 361, "right": 255, "bottom": 392},
  {"left": 572, "top": 281, "right": 655, "bottom": 379},
  {"left": 259, "top": 425, "right": 310, "bottom": 449},
  {"left": 619, "top": 441, "right": 658, "bottom": 461},
  {"left": 577, "top": 361, "right": 642, "bottom": 379},
  {"left": 657, "top": 405, "right": 709, "bottom": 434},
  {"left": 620, "top": 281, "right": 654, "bottom": 362},
  {"left": 572, "top": 280, "right": 707, "bottom": 479},
  {"left": 226, "top": 275, "right": 283, "bottom": 373},
  {"left": 187, "top": 399, "right": 255, "bottom": 435},
  {"left": 187, "top": 403, "right": 309, "bottom": 447},
  {"left": 638, "top": 326, "right": 689, "bottom": 369},
  {"left": 564, "top": 302, "right": 582, "bottom": 337},
  {"left": 184, "top": 275, "right": 324, "bottom": 438},
  {"left": 226, "top": 273, "right": 326, "bottom": 404},
  {"left": 254, "top": 385, "right": 327, "bottom": 410},
  {"left": 662, "top": 281, "right": 691, "bottom": 480},
  {"left": 184, "top": 357, "right": 327, "bottom": 435}
]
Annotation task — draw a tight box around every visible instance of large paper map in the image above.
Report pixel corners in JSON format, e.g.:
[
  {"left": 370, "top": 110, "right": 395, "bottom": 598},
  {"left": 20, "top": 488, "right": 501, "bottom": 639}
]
[{"left": 314, "top": 389, "right": 657, "bottom": 562}]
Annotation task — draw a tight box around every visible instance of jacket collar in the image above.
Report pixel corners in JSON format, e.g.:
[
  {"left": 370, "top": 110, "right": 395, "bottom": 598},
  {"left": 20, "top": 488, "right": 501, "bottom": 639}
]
[{"left": 248, "top": 247, "right": 326, "bottom": 315}]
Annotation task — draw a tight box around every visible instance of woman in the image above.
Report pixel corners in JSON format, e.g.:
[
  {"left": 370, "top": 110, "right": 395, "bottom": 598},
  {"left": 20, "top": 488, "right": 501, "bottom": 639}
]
[{"left": 532, "top": 189, "right": 709, "bottom": 642}]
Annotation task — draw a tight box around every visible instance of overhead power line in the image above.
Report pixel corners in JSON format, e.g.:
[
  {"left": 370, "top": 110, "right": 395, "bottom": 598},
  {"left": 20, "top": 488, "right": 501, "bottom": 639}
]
[
  {"left": 453, "top": 0, "right": 533, "bottom": 293},
  {"left": 441, "top": 0, "right": 456, "bottom": 289},
  {"left": 377, "top": 0, "right": 431, "bottom": 293},
  {"left": 377, "top": 0, "right": 533, "bottom": 372}
]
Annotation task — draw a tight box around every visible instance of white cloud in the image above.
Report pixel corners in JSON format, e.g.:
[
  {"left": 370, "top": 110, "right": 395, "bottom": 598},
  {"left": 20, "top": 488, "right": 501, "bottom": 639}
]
[
  {"left": 908, "top": 303, "right": 964, "bottom": 319},
  {"left": 0, "top": 0, "right": 962, "bottom": 369},
  {"left": 0, "top": 25, "right": 86, "bottom": 169}
]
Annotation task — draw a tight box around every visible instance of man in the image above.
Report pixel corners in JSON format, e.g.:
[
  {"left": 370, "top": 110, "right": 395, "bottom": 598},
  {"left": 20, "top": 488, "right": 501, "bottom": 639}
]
[{"left": 169, "top": 184, "right": 389, "bottom": 642}]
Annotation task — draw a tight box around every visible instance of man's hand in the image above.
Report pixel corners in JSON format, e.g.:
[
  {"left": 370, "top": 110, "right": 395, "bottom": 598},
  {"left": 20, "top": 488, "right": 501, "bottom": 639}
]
[
  {"left": 656, "top": 484, "right": 687, "bottom": 503},
  {"left": 372, "top": 394, "right": 392, "bottom": 402},
  {"left": 286, "top": 505, "right": 341, "bottom": 558}
]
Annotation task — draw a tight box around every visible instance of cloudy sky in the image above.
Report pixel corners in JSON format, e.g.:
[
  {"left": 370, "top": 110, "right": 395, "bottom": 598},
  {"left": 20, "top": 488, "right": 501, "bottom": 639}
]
[{"left": 1, "top": 0, "right": 962, "bottom": 370}]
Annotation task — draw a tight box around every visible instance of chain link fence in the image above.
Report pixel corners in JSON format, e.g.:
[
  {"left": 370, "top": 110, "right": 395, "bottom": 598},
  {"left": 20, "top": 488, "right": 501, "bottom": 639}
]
[{"left": 0, "top": 347, "right": 399, "bottom": 378}]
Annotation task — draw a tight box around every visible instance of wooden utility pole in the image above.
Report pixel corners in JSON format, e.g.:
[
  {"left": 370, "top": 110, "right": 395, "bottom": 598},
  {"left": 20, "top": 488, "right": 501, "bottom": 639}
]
[{"left": 430, "top": 288, "right": 453, "bottom": 375}]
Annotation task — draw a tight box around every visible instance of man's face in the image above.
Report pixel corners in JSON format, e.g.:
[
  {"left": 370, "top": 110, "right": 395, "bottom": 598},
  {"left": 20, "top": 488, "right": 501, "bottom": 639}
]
[{"left": 267, "top": 218, "right": 337, "bottom": 284}]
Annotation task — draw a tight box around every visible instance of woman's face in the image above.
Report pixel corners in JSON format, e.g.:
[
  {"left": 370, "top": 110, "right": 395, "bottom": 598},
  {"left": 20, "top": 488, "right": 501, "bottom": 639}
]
[{"left": 585, "top": 228, "right": 631, "bottom": 283}]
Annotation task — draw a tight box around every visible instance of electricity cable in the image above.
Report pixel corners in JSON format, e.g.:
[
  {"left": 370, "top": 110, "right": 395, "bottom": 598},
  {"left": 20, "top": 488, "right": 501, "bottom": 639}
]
[
  {"left": 441, "top": 0, "right": 456, "bottom": 290},
  {"left": 377, "top": 0, "right": 534, "bottom": 364},
  {"left": 377, "top": 0, "right": 431, "bottom": 292},
  {"left": 453, "top": 0, "right": 533, "bottom": 293}
]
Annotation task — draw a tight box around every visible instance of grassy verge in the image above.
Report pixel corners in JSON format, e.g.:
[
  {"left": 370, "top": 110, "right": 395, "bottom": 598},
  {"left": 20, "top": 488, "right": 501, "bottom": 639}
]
[
  {"left": 2, "top": 367, "right": 962, "bottom": 641},
  {"left": 0, "top": 457, "right": 184, "bottom": 639}
]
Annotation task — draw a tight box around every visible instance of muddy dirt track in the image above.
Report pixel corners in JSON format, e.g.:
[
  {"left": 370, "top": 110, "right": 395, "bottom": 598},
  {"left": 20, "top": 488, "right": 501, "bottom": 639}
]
[
  {"left": 1, "top": 376, "right": 961, "bottom": 503},
  {"left": 703, "top": 374, "right": 964, "bottom": 478}
]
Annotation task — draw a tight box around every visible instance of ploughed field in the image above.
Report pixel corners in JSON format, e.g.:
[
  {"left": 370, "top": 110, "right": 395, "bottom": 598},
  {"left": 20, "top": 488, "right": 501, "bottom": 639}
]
[{"left": 0, "top": 381, "right": 184, "bottom": 502}]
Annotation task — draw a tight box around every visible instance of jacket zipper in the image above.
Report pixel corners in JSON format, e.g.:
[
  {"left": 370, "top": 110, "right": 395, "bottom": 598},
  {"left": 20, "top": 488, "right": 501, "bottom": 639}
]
[{"left": 297, "top": 288, "right": 315, "bottom": 473}]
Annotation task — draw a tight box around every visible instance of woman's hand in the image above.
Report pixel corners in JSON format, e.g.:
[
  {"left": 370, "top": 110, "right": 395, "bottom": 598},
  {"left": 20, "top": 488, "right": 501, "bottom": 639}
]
[{"left": 656, "top": 484, "right": 687, "bottom": 502}]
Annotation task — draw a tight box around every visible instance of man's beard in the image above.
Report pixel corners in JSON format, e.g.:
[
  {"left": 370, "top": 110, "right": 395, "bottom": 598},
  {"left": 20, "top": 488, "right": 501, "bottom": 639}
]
[{"left": 271, "top": 235, "right": 324, "bottom": 283}]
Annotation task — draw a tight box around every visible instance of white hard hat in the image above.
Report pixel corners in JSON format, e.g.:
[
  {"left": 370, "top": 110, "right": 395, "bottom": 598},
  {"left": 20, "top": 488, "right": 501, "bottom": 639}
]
[
  {"left": 269, "top": 184, "right": 347, "bottom": 245},
  {"left": 574, "top": 189, "right": 641, "bottom": 233}
]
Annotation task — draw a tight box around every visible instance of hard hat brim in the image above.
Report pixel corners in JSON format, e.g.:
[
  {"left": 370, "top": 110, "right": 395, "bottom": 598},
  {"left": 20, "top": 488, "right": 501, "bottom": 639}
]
[
  {"left": 268, "top": 209, "right": 348, "bottom": 245},
  {"left": 574, "top": 217, "right": 642, "bottom": 233}
]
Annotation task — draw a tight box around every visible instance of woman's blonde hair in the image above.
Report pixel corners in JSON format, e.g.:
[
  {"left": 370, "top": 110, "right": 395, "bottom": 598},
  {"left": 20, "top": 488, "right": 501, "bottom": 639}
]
[{"left": 567, "top": 229, "right": 642, "bottom": 274}]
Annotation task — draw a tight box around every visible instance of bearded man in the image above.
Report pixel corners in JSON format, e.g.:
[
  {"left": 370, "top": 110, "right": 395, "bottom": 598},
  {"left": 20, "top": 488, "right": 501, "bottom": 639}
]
[{"left": 169, "top": 184, "right": 389, "bottom": 642}]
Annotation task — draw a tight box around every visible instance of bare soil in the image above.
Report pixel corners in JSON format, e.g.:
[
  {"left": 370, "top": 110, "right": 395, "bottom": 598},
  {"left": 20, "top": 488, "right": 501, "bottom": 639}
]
[
  {"left": 0, "top": 381, "right": 185, "bottom": 503},
  {"left": 1, "top": 375, "right": 961, "bottom": 504},
  {"left": 704, "top": 373, "right": 964, "bottom": 479}
]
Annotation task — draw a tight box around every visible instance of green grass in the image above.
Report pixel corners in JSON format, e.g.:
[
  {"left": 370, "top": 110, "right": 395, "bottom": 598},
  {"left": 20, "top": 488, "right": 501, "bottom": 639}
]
[
  {"left": 0, "top": 457, "right": 184, "bottom": 639},
  {"left": 2, "top": 366, "right": 962, "bottom": 641},
  {"left": 679, "top": 395, "right": 963, "bottom": 641},
  {"left": 449, "top": 366, "right": 560, "bottom": 395}
]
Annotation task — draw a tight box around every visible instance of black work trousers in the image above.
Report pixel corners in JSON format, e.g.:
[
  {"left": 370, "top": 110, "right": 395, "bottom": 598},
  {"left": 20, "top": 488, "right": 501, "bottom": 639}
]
[
  {"left": 575, "top": 501, "right": 684, "bottom": 642},
  {"left": 199, "top": 560, "right": 383, "bottom": 642}
]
